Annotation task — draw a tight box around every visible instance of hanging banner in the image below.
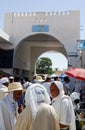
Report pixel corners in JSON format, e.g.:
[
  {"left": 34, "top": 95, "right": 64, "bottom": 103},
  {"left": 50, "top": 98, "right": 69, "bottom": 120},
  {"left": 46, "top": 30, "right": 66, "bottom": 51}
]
[
  {"left": 32, "top": 25, "right": 49, "bottom": 32},
  {"left": 77, "top": 40, "right": 85, "bottom": 50}
]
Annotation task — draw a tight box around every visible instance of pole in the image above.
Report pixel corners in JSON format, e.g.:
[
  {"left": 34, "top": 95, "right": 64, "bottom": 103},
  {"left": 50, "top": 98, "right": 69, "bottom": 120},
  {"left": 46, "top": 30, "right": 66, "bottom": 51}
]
[{"left": 80, "top": 51, "right": 83, "bottom": 68}]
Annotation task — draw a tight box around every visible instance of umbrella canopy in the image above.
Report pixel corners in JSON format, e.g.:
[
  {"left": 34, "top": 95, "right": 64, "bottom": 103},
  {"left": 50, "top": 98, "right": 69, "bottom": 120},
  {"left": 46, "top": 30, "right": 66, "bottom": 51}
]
[{"left": 65, "top": 68, "right": 85, "bottom": 81}]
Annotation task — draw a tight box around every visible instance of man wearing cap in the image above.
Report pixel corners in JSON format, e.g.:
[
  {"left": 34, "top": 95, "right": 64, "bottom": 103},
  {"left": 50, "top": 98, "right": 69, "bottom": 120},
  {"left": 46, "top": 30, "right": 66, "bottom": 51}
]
[
  {"left": 0, "top": 77, "right": 9, "bottom": 99},
  {"left": 9, "top": 76, "right": 14, "bottom": 83},
  {"left": 50, "top": 81, "right": 76, "bottom": 130},
  {"left": 0, "top": 82, "right": 23, "bottom": 130},
  {"left": 33, "top": 75, "right": 44, "bottom": 83}
]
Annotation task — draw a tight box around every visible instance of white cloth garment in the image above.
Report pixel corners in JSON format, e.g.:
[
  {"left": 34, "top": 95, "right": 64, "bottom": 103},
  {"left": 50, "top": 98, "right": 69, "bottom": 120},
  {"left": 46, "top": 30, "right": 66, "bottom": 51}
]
[
  {"left": 30, "top": 103, "right": 59, "bottom": 130},
  {"left": 0, "top": 100, "right": 12, "bottom": 130},
  {"left": 51, "top": 81, "right": 76, "bottom": 130},
  {"left": 42, "top": 82, "right": 51, "bottom": 97},
  {"left": 3, "top": 92, "right": 18, "bottom": 130},
  {"left": 25, "top": 83, "right": 51, "bottom": 120},
  {"left": 15, "top": 83, "right": 52, "bottom": 130},
  {"left": 0, "top": 84, "right": 8, "bottom": 99},
  {"left": 70, "top": 92, "right": 80, "bottom": 110}
]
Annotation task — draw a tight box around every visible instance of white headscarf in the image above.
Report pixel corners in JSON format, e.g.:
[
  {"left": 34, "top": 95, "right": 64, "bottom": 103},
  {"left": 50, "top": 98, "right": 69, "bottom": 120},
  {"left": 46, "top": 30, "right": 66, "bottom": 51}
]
[
  {"left": 70, "top": 92, "right": 80, "bottom": 103},
  {"left": 52, "top": 81, "right": 64, "bottom": 96},
  {"left": 25, "top": 83, "right": 51, "bottom": 120}
]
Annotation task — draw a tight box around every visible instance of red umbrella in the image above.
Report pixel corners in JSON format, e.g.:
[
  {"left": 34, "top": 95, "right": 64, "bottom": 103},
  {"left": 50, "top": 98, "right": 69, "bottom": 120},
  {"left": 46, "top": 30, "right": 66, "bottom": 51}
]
[{"left": 65, "top": 68, "right": 85, "bottom": 81}]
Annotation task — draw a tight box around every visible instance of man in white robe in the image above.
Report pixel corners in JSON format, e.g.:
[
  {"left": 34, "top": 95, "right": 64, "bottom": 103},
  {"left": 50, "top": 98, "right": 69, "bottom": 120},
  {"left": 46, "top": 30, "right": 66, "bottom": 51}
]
[
  {"left": 0, "top": 82, "right": 23, "bottom": 130},
  {"left": 15, "top": 83, "right": 59, "bottom": 130},
  {"left": 50, "top": 81, "right": 76, "bottom": 130}
]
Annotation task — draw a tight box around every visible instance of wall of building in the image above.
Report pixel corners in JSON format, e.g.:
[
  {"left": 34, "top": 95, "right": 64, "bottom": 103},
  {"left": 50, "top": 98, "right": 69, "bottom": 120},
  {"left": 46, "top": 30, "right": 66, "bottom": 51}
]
[
  {"left": 3, "top": 10, "right": 81, "bottom": 78},
  {"left": 4, "top": 10, "right": 80, "bottom": 49}
]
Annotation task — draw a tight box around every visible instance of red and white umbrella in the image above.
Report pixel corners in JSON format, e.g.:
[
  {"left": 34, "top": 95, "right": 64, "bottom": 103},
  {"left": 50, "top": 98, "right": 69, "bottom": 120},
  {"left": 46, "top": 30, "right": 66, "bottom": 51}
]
[{"left": 65, "top": 68, "right": 85, "bottom": 81}]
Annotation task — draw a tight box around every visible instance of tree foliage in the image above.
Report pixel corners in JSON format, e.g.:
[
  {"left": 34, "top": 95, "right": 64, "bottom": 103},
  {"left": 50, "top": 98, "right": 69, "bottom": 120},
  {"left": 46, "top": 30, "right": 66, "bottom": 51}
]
[{"left": 36, "top": 57, "right": 53, "bottom": 74}]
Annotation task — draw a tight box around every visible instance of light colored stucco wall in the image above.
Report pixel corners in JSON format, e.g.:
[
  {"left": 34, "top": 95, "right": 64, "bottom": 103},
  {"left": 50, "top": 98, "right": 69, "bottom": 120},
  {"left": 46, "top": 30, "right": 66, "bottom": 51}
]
[
  {"left": 4, "top": 10, "right": 80, "bottom": 50},
  {"left": 14, "top": 40, "right": 66, "bottom": 70},
  {"left": 3, "top": 10, "right": 81, "bottom": 78}
]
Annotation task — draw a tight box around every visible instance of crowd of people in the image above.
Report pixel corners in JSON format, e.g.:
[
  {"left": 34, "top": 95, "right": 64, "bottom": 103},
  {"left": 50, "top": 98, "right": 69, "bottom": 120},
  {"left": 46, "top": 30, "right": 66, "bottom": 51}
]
[{"left": 0, "top": 74, "right": 85, "bottom": 130}]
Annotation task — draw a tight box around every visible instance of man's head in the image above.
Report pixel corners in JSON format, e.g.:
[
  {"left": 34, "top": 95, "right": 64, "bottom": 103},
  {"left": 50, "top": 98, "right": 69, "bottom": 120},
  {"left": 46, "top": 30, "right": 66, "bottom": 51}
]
[
  {"left": 45, "top": 77, "right": 51, "bottom": 82},
  {"left": 64, "top": 76, "right": 70, "bottom": 83},
  {"left": 50, "top": 81, "right": 64, "bottom": 98},
  {"left": 70, "top": 92, "right": 80, "bottom": 104},
  {"left": 8, "top": 82, "right": 23, "bottom": 101},
  {"left": 0, "top": 77, "right": 9, "bottom": 87},
  {"left": 54, "top": 76, "right": 59, "bottom": 81},
  {"left": 25, "top": 83, "right": 51, "bottom": 106},
  {"left": 34, "top": 75, "right": 44, "bottom": 83},
  {"left": 13, "top": 90, "right": 22, "bottom": 101},
  {"left": 9, "top": 76, "right": 14, "bottom": 83},
  {"left": 25, "top": 83, "right": 51, "bottom": 120}
]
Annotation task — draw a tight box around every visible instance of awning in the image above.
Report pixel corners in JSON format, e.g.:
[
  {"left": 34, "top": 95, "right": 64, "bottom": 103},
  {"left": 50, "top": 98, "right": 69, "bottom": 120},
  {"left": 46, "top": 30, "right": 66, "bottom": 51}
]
[{"left": 0, "top": 29, "right": 12, "bottom": 44}]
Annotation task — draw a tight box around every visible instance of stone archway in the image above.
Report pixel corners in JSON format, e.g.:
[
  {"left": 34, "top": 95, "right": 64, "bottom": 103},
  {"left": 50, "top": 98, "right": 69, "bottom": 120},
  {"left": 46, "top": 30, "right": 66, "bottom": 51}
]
[{"left": 13, "top": 33, "right": 67, "bottom": 80}]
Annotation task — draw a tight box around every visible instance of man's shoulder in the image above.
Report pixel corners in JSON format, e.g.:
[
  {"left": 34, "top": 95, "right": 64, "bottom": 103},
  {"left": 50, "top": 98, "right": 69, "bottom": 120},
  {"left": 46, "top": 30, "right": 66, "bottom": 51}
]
[
  {"left": 61, "top": 96, "right": 72, "bottom": 109},
  {"left": 61, "top": 95, "right": 71, "bottom": 103}
]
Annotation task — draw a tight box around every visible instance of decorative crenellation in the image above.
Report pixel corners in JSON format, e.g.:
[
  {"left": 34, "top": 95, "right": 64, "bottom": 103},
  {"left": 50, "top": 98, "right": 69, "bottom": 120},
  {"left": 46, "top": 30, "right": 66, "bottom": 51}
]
[{"left": 13, "top": 10, "right": 72, "bottom": 17}]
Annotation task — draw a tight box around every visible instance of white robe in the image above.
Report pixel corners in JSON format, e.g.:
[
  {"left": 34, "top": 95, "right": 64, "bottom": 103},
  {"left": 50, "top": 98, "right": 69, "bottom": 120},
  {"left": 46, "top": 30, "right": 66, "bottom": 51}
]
[
  {"left": 52, "top": 95, "right": 76, "bottom": 130},
  {"left": 15, "top": 103, "right": 59, "bottom": 130},
  {"left": 0, "top": 84, "right": 8, "bottom": 99},
  {"left": 42, "top": 82, "right": 51, "bottom": 97},
  {"left": 15, "top": 84, "right": 53, "bottom": 130},
  {"left": 3, "top": 93, "right": 18, "bottom": 130},
  {"left": 30, "top": 103, "right": 60, "bottom": 130},
  {"left": 0, "top": 101, "right": 12, "bottom": 130},
  {"left": 14, "top": 106, "right": 32, "bottom": 130}
]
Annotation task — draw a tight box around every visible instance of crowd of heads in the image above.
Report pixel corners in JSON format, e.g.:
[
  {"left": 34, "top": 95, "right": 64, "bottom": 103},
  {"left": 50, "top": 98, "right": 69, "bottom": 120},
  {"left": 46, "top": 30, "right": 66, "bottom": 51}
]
[{"left": 0, "top": 73, "right": 85, "bottom": 130}]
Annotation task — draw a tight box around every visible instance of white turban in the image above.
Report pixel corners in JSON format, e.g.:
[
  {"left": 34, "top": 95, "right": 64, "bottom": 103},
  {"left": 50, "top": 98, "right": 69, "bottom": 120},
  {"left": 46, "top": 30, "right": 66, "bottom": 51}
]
[
  {"left": 70, "top": 92, "right": 80, "bottom": 102},
  {"left": 25, "top": 83, "right": 51, "bottom": 120}
]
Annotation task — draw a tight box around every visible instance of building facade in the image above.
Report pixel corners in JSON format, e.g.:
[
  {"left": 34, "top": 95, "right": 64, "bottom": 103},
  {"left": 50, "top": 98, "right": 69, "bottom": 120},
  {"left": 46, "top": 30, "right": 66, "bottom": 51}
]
[{"left": 0, "top": 10, "right": 84, "bottom": 79}]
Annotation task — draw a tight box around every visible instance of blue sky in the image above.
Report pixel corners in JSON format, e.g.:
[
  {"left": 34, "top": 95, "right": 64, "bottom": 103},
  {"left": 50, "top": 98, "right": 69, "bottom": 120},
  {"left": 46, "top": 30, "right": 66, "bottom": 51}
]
[{"left": 0, "top": 0, "right": 85, "bottom": 70}]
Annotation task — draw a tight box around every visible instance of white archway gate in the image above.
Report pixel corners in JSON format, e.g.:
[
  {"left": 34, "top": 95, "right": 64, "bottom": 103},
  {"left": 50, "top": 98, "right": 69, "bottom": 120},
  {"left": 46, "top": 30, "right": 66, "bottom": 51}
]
[
  {"left": 13, "top": 34, "right": 67, "bottom": 79},
  {"left": 3, "top": 11, "right": 81, "bottom": 78}
]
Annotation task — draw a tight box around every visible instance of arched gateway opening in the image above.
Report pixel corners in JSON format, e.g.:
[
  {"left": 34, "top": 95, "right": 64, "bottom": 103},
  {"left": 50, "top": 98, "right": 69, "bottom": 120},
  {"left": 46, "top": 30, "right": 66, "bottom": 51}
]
[
  {"left": 37, "top": 51, "right": 68, "bottom": 71},
  {"left": 13, "top": 33, "right": 68, "bottom": 80}
]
